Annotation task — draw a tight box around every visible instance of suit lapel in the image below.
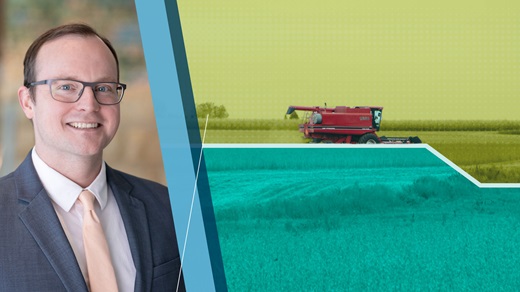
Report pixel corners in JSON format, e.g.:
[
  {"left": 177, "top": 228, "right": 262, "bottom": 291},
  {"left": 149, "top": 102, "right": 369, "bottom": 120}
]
[
  {"left": 16, "top": 154, "right": 87, "bottom": 292},
  {"left": 107, "top": 166, "right": 153, "bottom": 292}
]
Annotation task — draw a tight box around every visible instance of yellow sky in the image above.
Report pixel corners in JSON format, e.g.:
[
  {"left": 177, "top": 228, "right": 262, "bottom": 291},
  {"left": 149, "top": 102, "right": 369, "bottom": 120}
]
[{"left": 178, "top": 1, "right": 520, "bottom": 120}]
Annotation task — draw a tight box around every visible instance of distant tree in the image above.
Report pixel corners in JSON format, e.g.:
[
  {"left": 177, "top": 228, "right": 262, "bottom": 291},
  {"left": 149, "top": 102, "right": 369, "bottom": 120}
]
[
  {"left": 289, "top": 111, "right": 299, "bottom": 119},
  {"left": 196, "top": 102, "right": 229, "bottom": 119}
]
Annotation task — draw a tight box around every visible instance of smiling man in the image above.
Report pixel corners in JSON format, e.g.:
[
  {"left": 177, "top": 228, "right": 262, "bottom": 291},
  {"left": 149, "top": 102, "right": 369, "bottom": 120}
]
[{"left": 0, "top": 24, "right": 185, "bottom": 292}]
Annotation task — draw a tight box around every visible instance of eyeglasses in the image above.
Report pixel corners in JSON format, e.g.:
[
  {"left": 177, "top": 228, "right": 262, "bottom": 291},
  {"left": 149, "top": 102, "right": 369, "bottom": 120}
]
[{"left": 27, "top": 79, "right": 126, "bottom": 105}]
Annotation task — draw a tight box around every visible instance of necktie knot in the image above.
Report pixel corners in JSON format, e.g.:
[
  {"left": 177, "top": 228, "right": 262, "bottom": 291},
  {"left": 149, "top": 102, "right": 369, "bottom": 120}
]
[{"left": 78, "top": 190, "right": 96, "bottom": 211}]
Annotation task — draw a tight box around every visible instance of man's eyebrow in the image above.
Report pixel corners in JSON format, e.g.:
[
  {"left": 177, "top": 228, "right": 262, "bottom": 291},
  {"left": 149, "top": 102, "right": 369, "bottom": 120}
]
[{"left": 92, "top": 76, "right": 119, "bottom": 82}]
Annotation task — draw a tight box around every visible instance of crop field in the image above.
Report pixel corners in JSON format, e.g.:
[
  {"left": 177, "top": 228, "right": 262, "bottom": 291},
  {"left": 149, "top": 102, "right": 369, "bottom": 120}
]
[
  {"left": 204, "top": 147, "right": 520, "bottom": 291},
  {"left": 199, "top": 119, "right": 520, "bottom": 183}
]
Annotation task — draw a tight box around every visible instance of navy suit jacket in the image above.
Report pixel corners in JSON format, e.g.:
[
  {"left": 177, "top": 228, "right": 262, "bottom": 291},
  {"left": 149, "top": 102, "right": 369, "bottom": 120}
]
[{"left": 0, "top": 153, "right": 185, "bottom": 292}]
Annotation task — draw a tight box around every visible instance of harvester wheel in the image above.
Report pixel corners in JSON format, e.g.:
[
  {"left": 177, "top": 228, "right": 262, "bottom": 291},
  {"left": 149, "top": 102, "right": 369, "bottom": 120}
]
[{"left": 358, "top": 133, "right": 380, "bottom": 144}]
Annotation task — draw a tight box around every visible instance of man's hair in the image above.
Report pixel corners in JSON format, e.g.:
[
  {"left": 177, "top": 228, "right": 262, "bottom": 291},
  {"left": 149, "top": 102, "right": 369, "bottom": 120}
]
[{"left": 23, "top": 23, "right": 120, "bottom": 90}]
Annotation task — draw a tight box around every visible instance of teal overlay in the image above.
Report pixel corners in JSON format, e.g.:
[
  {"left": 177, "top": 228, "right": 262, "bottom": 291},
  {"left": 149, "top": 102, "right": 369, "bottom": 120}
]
[
  {"left": 134, "top": 1, "right": 226, "bottom": 290},
  {"left": 205, "top": 146, "right": 520, "bottom": 291}
]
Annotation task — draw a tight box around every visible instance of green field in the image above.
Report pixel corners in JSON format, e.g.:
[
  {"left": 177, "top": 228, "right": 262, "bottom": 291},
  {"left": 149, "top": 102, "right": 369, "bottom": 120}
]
[{"left": 199, "top": 119, "right": 520, "bottom": 183}]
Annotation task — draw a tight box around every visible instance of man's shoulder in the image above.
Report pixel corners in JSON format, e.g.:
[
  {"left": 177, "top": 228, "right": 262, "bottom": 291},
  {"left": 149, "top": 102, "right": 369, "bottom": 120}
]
[
  {"left": 106, "top": 166, "right": 170, "bottom": 202},
  {"left": 0, "top": 171, "right": 15, "bottom": 184},
  {"left": 0, "top": 171, "right": 16, "bottom": 196},
  {"left": 0, "top": 152, "right": 43, "bottom": 197},
  {"left": 109, "top": 167, "right": 166, "bottom": 188},
  {"left": 0, "top": 163, "right": 40, "bottom": 220},
  {"left": 0, "top": 157, "right": 38, "bottom": 197}
]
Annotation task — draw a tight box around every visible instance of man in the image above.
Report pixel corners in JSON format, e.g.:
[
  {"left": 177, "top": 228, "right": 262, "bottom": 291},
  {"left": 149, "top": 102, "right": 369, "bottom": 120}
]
[{"left": 0, "top": 24, "right": 185, "bottom": 291}]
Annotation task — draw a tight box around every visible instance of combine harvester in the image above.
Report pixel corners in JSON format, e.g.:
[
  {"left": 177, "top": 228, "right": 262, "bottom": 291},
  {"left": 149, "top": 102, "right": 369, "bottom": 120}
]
[{"left": 286, "top": 105, "right": 421, "bottom": 144}]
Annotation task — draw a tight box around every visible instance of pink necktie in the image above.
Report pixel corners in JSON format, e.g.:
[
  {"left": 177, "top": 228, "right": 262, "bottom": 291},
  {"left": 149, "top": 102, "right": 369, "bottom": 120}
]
[{"left": 78, "top": 190, "right": 118, "bottom": 292}]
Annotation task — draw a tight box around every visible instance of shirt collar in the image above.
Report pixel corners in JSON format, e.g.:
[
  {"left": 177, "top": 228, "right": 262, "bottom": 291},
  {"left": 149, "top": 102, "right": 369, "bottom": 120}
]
[{"left": 31, "top": 148, "right": 109, "bottom": 212}]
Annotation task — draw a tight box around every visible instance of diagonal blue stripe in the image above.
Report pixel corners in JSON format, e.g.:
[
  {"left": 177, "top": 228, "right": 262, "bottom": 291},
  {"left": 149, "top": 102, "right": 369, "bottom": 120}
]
[{"left": 134, "top": 1, "right": 227, "bottom": 291}]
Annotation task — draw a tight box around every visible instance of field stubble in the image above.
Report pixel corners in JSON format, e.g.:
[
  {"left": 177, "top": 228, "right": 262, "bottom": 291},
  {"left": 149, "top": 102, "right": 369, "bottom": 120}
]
[
  {"left": 206, "top": 148, "right": 520, "bottom": 291},
  {"left": 218, "top": 213, "right": 520, "bottom": 291}
]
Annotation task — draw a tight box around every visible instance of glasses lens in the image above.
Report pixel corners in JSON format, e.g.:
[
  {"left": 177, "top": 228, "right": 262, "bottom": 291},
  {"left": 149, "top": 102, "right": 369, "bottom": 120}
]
[
  {"left": 50, "top": 80, "right": 83, "bottom": 103},
  {"left": 94, "top": 82, "right": 123, "bottom": 105}
]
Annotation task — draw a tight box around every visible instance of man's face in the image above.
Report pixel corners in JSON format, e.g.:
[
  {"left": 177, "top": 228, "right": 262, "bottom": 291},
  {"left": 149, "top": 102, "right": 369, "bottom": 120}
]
[{"left": 19, "top": 35, "right": 120, "bottom": 163}]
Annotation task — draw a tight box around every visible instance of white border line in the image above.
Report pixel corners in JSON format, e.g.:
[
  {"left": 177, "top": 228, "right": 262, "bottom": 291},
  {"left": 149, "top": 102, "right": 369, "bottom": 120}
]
[
  {"left": 203, "top": 143, "right": 520, "bottom": 189},
  {"left": 177, "top": 115, "right": 209, "bottom": 292}
]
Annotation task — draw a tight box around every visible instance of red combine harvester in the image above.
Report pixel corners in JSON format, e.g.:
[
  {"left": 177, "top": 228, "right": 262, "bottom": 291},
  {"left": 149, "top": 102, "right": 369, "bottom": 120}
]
[{"left": 286, "top": 105, "right": 421, "bottom": 144}]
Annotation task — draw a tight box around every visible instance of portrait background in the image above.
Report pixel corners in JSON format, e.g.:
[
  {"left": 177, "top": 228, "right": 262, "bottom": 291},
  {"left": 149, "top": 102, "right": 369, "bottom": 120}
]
[{"left": 0, "top": 0, "right": 165, "bottom": 184}]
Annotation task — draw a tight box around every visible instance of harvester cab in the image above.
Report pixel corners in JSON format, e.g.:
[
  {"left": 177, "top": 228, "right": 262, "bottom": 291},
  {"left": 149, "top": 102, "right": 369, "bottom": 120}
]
[{"left": 372, "top": 108, "right": 382, "bottom": 130}]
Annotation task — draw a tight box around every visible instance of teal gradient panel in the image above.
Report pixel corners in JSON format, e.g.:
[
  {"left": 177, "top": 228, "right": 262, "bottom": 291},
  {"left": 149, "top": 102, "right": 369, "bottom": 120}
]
[
  {"left": 205, "top": 146, "right": 520, "bottom": 290},
  {"left": 135, "top": 1, "right": 226, "bottom": 291}
]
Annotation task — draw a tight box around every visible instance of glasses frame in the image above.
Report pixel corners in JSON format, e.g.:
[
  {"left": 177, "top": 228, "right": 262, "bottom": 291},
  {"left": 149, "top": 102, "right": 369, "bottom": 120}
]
[{"left": 27, "top": 79, "right": 127, "bottom": 105}]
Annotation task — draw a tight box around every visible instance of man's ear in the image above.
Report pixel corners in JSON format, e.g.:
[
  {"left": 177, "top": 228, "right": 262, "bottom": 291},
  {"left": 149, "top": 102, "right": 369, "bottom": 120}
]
[{"left": 18, "top": 86, "right": 35, "bottom": 120}]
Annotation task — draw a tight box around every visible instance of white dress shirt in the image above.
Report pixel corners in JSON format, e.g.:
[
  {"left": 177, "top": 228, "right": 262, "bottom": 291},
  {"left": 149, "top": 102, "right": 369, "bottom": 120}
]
[{"left": 31, "top": 149, "right": 136, "bottom": 292}]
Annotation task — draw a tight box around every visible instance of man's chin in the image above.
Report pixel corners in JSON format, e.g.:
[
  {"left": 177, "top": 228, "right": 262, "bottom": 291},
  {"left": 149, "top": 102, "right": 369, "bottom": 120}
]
[{"left": 64, "top": 144, "right": 107, "bottom": 160}]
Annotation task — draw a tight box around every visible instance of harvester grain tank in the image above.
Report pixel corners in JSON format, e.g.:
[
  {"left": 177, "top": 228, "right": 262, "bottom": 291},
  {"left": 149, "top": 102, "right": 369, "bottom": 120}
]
[{"left": 286, "top": 105, "right": 421, "bottom": 144}]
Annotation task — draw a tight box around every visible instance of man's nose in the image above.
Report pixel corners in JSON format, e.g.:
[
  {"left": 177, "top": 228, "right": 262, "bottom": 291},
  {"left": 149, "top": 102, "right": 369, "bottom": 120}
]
[{"left": 76, "top": 86, "right": 100, "bottom": 111}]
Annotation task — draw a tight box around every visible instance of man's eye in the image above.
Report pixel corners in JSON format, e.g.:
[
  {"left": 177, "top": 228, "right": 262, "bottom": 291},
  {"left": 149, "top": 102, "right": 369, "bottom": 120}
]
[
  {"left": 96, "top": 85, "right": 113, "bottom": 93},
  {"left": 58, "top": 84, "right": 73, "bottom": 90}
]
